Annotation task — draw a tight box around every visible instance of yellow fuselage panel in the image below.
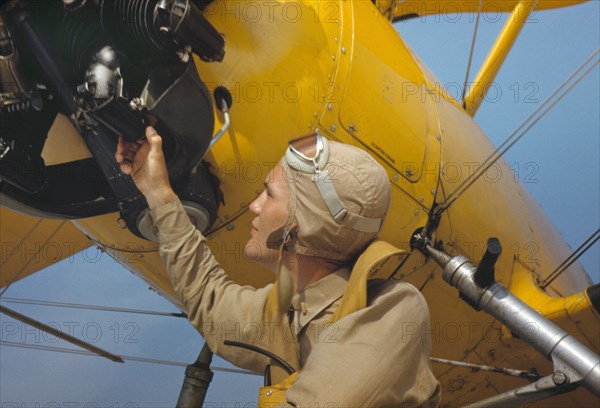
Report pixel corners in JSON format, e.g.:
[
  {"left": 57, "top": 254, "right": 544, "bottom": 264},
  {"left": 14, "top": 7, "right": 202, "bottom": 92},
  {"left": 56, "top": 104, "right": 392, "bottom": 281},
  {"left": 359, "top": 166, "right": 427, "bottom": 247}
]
[{"left": 196, "top": 0, "right": 342, "bottom": 229}]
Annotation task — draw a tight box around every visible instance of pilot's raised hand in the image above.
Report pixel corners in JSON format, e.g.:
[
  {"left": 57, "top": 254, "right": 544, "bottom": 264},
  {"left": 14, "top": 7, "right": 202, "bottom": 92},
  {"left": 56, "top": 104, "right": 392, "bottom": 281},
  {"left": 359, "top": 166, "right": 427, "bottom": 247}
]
[{"left": 115, "top": 126, "right": 176, "bottom": 209}]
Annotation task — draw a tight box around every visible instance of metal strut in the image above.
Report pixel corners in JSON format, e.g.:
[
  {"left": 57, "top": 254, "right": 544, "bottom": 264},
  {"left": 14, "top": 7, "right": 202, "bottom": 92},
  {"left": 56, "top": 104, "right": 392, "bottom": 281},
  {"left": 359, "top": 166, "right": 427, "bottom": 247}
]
[
  {"left": 411, "top": 233, "right": 600, "bottom": 407},
  {"left": 176, "top": 342, "right": 214, "bottom": 408}
]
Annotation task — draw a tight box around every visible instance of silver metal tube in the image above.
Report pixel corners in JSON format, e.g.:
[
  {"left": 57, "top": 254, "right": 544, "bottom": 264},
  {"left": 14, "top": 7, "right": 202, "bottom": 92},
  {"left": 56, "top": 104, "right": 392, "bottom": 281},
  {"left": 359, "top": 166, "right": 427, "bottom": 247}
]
[
  {"left": 479, "top": 283, "right": 567, "bottom": 358},
  {"left": 208, "top": 100, "right": 230, "bottom": 150},
  {"left": 479, "top": 283, "right": 600, "bottom": 394},
  {"left": 429, "top": 246, "right": 600, "bottom": 398},
  {"left": 197, "top": 98, "right": 230, "bottom": 165},
  {"left": 553, "top": 335, "right": 600, "bottom": 394}
]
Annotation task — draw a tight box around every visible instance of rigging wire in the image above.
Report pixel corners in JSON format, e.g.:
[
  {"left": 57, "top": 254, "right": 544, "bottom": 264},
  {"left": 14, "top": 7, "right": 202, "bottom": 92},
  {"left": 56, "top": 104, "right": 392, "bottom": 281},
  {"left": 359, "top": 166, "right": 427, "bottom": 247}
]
[
  {"left": 0, "top": 221, "right": 66, "bottom": 298},
  {"left": 0, "top": 340, "right": 261, "bottom": 377},
  {"left": 539, "top": 228, "right": 600, "bottom": 289},
  {"left": 1, "top": 297, "right": 186, "bottom": 318},
  {"left": 460, "top": 0, "right": 484, "bottom": 103},
  {"left": 434, "top": 48, "right": 600, "bottom": 217}
]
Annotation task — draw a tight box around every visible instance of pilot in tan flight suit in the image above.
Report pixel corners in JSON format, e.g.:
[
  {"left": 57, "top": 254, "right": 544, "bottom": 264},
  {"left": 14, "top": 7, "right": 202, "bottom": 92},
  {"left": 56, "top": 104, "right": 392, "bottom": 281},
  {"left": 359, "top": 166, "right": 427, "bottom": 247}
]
[{"left": 116, "top": 126, "right": 441, "bottom": 407}]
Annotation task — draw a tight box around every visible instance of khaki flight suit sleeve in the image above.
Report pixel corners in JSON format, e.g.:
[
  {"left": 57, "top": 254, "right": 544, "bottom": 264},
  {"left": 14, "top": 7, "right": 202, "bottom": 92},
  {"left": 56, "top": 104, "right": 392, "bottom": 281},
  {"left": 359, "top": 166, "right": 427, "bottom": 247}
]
[
  {"left": 284, "top": 282, "right": 441, "bottom": 408},
  {"left": 150, "top": 198, "right": 272, "bottom": 373}
]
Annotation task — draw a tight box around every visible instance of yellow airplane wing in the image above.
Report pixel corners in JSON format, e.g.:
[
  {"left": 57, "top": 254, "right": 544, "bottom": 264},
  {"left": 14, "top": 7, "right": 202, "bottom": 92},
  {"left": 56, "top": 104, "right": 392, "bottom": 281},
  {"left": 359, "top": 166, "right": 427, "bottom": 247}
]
[
  {"left": 377, "top": 0, "right": 589, "bottom": 21},
  {"left": 0, "top": 206, "right": 92, "bottom": 289}
]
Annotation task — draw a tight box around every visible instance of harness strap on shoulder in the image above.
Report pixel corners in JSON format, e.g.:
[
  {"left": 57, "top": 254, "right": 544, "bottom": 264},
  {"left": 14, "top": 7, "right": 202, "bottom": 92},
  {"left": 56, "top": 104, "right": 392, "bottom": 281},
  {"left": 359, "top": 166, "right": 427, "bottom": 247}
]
[
  {"left": 259, "top": 371, "right": 299, "bottom": 405},
  {"left": 329, "top": 240, "right": 404, "bottom": 324}
]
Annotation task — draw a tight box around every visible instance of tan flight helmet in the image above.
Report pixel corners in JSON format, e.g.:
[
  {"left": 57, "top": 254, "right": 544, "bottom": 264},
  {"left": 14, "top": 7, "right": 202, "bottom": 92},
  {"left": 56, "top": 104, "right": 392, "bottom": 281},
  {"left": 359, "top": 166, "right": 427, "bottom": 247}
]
[{"left": 268, "top": 132, "right": 391, "bottom": 311}]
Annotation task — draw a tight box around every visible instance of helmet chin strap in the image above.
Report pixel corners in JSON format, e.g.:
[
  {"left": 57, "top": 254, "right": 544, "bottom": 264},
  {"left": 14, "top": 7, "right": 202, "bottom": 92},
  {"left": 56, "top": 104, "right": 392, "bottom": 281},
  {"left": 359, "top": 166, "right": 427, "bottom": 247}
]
[
  {"left": 276, "top": 253, "right": 294, "bottom": 312},
  {"left": 266, "top": 225, "right": 297, "bottom": 312},
  {"left": 266, "top": 226, "right": 288, "bottom": 249}
]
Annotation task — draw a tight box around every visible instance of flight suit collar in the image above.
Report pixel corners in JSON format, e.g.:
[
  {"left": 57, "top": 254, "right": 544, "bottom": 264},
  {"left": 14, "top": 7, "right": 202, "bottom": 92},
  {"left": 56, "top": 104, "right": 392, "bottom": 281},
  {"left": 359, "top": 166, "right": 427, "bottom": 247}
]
[{"left": 290, "top": 267, "right": 350, "bottom": 333}]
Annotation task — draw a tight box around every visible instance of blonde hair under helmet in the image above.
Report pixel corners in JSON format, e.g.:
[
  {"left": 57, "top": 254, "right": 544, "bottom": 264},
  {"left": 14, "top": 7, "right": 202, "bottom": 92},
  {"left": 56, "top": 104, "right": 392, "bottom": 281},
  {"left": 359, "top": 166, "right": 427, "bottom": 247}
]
[{"left": 268, "top": 133, "right": 391, "bottom": 261}]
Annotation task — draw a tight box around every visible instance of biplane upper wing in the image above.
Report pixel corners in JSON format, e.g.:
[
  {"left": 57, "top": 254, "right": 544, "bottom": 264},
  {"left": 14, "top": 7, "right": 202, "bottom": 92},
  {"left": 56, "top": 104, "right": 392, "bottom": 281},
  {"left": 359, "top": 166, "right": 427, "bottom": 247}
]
[{"left": 376, "top": 0, "right": 589, "bottom": 21}]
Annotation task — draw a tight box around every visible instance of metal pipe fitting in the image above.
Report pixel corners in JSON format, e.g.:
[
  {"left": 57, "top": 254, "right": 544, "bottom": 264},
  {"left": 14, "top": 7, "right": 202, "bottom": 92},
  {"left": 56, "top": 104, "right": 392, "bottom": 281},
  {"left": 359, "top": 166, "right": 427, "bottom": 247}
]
[{"left": 421, "top": 241, "right": 600, "bottom": 398}]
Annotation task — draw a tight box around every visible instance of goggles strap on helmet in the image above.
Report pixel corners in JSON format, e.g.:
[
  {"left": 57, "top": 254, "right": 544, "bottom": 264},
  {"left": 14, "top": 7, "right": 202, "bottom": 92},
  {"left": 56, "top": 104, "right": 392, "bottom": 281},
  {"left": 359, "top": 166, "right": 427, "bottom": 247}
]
[
  {"left": 312, "top": 171, "right": 348, "bottom": 222},
  {"left": 274, "top": 227, "right": 295, "bottom": 312},
  {"left": 353, "top": 214, "right": 383, "bottom": 233}
]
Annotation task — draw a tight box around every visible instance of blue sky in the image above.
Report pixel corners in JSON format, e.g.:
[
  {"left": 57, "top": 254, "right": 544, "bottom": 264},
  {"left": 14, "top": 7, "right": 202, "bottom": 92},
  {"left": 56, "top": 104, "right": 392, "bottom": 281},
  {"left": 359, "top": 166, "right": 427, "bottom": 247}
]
[{"left": 1, "top": 2, "right": 598, "bottom": 407}]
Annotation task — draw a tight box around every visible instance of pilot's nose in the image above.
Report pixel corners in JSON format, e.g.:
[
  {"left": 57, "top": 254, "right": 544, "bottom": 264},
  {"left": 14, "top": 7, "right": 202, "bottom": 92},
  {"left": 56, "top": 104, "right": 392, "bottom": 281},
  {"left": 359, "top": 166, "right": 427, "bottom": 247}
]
[{"left": 249, "top": 191, "right": 265, "bottom": 215}]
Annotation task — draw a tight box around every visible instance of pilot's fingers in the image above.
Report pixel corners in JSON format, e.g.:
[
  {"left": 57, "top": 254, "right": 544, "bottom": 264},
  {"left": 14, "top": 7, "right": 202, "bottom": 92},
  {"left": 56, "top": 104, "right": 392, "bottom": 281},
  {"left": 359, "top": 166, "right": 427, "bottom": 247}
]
[
  {"left": 119, "top": 160, "right": 133, "bottom": 175},
  {"left": 122, "top": 149, "right": 137, "bottom": 162},
  {"left": 126, "top": 139, "right": 144, "bottom": 153},
  {"left": 146, "top": 126, "right": 163, "bottom": 153},
  {"left": 125, "top": 137, "right": 145, "bottom": 154},
  {"left": 115, "top": 136, "right": 125, "bottom": 163}
]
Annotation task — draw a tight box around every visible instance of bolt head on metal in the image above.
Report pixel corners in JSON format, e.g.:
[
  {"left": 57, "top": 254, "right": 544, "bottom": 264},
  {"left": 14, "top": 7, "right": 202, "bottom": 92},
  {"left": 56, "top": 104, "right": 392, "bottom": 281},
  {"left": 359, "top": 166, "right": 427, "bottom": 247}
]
[
  {"left": 130, "top": 98, "right": 143, "bottom": 111},
  {"left": 552, "top": 371, "right": 568, "bottom": 385}
]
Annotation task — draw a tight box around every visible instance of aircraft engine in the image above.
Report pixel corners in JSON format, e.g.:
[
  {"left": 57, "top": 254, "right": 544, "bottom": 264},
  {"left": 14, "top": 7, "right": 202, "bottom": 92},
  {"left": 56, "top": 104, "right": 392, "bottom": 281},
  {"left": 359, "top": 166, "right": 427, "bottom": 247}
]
[{"left": 0, "top": 0, "right": 223, "bottom": 239}]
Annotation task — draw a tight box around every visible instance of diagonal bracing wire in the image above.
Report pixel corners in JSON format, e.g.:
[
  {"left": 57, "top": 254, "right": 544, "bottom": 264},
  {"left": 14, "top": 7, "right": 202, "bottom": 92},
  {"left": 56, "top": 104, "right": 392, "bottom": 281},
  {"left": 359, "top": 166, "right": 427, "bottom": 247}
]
[
  {"left": 0, "top": 221, "right": 66, "bottom": 298},
  {"left": 460, "top": 0, "right": 484, "bottom": 102},
  {"left": 434, "top": 48, "right": 600, "bottom": 217},
  {"left": 539, "top": 228, "right": 600, "bottom": 289},
  {"left": 1, "top": 297, "right": 186, "bottom": 318},
  {"left": 0, "top": 340, "right": 261, "bottom": 377}
]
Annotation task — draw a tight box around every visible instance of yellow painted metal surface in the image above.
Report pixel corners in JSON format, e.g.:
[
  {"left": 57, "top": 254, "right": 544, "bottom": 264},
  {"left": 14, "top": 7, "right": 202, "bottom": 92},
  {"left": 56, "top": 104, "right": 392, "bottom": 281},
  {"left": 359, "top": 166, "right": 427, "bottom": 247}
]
[
  {"left": 195, "top": 0, "right": 342, "bottom": 231},
  {"left": 510, "top": 260, "right": 599, "bottom": 350},
  {"left": 387, "top": 0, "right": 588, "bottom": 20},
  {"left": 337, "top": 0, "right": 436, "bottom": 185}
]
